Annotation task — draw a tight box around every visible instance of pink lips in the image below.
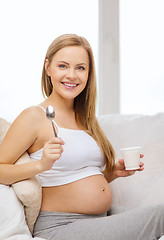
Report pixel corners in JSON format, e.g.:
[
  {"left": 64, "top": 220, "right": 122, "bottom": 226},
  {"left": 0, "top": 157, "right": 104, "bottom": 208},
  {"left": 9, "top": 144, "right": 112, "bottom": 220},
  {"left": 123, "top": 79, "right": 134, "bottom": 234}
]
[{"left": 62, "top": 82, "right": 78, "bottom": 89}]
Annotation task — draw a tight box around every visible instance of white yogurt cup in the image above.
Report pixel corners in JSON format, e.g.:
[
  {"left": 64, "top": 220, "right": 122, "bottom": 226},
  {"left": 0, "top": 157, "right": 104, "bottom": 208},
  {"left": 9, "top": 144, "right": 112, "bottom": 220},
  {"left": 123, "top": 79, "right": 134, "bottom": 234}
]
[{"left": 120, "top": 147, "right": 142, "bottom": 170}]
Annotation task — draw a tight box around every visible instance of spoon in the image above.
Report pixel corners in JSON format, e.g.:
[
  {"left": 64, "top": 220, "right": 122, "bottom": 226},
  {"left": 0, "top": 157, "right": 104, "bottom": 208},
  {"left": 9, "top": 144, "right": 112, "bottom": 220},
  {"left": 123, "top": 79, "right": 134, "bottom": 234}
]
[{"left": 46, "top": 105, "right": 58, "bottom": 137}]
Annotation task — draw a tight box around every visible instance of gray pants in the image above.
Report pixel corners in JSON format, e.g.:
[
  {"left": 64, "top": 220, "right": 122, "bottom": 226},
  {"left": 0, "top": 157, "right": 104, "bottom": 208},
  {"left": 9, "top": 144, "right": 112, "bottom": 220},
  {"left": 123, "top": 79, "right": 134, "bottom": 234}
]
[{"left": 33, "top": 204, "right": 164, "bottom": 240}]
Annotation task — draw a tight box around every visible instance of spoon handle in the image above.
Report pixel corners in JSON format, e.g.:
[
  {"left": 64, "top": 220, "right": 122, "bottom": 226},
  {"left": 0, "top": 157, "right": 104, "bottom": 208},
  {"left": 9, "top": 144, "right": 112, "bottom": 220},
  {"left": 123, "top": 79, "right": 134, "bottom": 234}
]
[{"left": 51, "top": 121, "right": 58, "bottom": 137}]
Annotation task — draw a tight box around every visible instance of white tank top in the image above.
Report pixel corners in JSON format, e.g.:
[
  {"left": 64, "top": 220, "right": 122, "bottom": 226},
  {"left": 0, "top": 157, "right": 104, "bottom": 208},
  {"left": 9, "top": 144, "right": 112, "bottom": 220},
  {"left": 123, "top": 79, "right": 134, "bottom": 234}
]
[{"left": 30, "top": 106, "right": 104, "bottom": 187}]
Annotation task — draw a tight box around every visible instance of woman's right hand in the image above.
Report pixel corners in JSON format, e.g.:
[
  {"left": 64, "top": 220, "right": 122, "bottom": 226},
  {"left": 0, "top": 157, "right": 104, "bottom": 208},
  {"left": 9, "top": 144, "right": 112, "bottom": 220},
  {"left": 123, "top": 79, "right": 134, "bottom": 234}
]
[{"left": 40, "top": 137, "right": 65, "bottom": 172}]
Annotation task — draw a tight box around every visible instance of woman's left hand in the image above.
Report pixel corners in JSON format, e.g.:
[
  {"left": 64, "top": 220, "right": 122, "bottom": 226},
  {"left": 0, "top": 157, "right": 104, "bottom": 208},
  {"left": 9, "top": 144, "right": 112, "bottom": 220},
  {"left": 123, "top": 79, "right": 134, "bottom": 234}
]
[{"left": 114, "top": 154, "right": 144, "bottom": 178}]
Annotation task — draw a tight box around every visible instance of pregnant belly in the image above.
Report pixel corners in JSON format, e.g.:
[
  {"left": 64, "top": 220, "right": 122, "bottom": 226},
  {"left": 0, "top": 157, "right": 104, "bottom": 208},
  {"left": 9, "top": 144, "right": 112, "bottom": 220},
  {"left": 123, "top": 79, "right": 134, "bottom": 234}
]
[{"left": 41, "top": 175, "right": 112, "bottom": 214}]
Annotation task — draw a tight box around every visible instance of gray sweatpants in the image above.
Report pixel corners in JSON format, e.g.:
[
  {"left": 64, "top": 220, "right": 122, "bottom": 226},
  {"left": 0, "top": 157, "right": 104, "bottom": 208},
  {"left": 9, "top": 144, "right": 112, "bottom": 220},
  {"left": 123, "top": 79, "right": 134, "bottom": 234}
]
[{"left": 33, "top": 204, "right": 164, "bottom": 240}]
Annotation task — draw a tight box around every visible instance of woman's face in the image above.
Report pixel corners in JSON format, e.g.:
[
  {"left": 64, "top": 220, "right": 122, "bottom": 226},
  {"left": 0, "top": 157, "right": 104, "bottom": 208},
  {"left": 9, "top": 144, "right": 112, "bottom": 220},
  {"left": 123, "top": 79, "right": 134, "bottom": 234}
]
[{"left": 46, "top": 46, "right": 89, "bottom": 101}]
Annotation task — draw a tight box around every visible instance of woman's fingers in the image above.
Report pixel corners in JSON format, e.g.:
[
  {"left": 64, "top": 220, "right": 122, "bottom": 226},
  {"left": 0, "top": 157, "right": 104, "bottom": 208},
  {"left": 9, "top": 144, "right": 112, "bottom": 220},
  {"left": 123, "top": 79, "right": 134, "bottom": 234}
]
[
  {"left": 137, "top": 161, "right": 144, "bottom": 171},
  {"left": 115, "top": 158, "right": 144, "bottom": 178},
  {"left": 44, "top": 137, "right": 64, "bottom": 152},
  {"left": 40, "top": 137, "right": 65, "bottom": 171},
  {"left": 47, "top": 137, "right": 65, "bottom": 145},
  {"left": 45, "top": 143, "right": 64, "bottom": 153}
]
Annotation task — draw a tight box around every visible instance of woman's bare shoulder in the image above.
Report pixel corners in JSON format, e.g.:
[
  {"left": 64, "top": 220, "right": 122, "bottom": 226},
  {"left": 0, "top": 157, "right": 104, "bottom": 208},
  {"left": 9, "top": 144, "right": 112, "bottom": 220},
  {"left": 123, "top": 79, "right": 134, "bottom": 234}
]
[
  {"left": 11, "top": 106, "right": 45, "bottom": 127},
  {"left": 17, "top": 105, "right": 44, "bottom": 119},
  {"left": 0, "top": 106, "right": 45, "bottom": 164}
]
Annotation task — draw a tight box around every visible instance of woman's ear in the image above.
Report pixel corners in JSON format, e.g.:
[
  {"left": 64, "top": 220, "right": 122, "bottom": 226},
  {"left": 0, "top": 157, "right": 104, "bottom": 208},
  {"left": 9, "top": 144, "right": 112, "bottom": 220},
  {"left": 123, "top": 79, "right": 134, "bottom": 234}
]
[{"left": 45, "top": 59, "right": 51, "bottom": 76}]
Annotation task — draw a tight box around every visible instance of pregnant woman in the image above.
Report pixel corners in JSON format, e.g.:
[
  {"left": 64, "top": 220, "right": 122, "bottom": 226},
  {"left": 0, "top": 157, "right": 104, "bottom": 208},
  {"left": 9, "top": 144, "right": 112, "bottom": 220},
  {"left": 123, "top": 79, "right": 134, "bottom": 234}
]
[{"left": 0, "top": 34, "right": 164, "bottom": 240}]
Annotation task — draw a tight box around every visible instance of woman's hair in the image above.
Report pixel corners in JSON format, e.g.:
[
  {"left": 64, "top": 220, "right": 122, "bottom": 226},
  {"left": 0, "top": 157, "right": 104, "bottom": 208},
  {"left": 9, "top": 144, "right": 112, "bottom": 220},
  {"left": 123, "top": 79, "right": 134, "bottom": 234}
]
[{"left": 41, "top": 34, "right": 115, "bottom": 173}]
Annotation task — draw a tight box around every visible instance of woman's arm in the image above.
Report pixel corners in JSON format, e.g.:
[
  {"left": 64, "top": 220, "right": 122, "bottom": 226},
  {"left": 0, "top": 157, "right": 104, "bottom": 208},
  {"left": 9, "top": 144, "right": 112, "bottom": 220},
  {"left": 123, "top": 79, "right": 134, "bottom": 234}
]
[
  {"left": 104, "top": 156, "right": 144, "bottom": 183},
  {"left": 0, "top": 107, "right": 64, "bottom": 185},
  {"left": 0, "top": 161, "right": 43, "bottom": 185}
]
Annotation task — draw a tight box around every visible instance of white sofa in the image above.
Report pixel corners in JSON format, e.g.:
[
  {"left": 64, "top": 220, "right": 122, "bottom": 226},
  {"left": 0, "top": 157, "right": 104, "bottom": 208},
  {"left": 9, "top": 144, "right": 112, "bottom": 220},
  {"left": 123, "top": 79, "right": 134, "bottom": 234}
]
[
  {"left": 0, "top": 113, "right": 164, "bottom": 240},
  {"left": 98, "top": 113, "right": 164, "bottom": 209}
]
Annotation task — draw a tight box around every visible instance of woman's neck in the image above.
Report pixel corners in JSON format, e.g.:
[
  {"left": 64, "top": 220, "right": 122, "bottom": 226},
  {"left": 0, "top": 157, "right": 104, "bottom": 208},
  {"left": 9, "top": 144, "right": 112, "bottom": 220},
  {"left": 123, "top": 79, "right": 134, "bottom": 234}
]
[
  {"left": 46, "top": 93, "right": 74, "bottom": 113},
  {"left": 42, "top": 93, "right": 86, "bottom": 129}
]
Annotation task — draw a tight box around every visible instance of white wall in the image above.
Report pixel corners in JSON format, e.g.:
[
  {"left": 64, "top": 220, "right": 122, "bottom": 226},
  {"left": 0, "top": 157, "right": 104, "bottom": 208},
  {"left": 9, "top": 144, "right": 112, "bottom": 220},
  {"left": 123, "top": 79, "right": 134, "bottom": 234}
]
[
  {"left": 99, "top": 0, "right": 120, "bottom": 114},
  {"left": 99, "top": 0, "right": 164, "bottom": 115},
  {"left": 1, "top": 0, "right": 163, "bottom": 120},
  {"left": 120, "top": 0, "right": 164, "bottom": 114}
]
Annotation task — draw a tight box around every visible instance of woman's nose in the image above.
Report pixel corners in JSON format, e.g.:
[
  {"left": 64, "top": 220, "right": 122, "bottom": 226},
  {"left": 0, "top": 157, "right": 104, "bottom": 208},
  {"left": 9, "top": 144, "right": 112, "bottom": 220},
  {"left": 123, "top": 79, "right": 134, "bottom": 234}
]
[{"left": 66, "top": 68, "right": 76, "bottom": 80}]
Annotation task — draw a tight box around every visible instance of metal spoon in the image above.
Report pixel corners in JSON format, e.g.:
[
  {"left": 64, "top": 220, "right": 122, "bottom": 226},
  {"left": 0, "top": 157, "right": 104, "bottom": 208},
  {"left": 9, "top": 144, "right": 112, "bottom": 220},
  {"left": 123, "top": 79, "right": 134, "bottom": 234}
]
[{"left": 46, "top": 105, "right": 58, "bottom": 137}]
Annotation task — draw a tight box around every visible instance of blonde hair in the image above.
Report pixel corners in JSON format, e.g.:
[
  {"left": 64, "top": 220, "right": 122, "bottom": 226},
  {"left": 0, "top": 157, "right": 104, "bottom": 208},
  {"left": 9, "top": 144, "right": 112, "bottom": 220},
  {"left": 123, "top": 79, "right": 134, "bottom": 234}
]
[{"left": 41, "top": 34, "right": 115, "bottom": 173}]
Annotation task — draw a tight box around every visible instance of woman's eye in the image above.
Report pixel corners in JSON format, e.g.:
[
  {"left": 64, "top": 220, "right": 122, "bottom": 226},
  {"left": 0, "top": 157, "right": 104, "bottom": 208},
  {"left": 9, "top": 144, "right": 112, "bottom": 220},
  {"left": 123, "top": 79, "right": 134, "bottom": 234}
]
[
  {"left": 59, "top": 64, "right": 66, "bottom": 69},
  {"left": 77, "top": 66, "right": 85, "bottom": 70}
]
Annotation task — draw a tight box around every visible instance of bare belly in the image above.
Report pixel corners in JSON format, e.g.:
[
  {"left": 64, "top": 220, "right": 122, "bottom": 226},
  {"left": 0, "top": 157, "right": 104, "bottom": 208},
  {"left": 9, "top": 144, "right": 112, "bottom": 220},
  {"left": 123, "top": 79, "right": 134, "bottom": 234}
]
[{"left": 41, "top": 175, "right": 112, "bottom": 214}]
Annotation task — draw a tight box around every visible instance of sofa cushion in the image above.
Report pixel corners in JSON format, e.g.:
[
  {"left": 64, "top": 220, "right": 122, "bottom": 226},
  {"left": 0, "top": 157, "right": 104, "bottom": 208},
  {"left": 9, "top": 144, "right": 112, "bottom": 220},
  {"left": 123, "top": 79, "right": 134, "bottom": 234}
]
[
  {"left": 98, "top": 113, "right": 164, "bottom": 208},
  {"left": 13, "top": 154, "right": 42, "bottom": 234},
  {"left": 0, "top": 118, "right": 42, "bottom": 235},
  {"left": 0, "top": 184, "right": 45, "bottom": 240}
]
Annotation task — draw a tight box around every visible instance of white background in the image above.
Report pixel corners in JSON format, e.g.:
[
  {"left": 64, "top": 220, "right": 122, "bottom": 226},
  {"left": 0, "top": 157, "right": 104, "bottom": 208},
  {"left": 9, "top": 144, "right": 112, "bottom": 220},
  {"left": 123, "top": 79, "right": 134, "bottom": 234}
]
[
  {"left": 0, "top": 0, "right": 98, "bottom": 122},
  {"left": 120, "top": 0, "right": 164, "bottom": 114},
  {"left": 1, "top": 0, "right": 164, "bottom": 122}
]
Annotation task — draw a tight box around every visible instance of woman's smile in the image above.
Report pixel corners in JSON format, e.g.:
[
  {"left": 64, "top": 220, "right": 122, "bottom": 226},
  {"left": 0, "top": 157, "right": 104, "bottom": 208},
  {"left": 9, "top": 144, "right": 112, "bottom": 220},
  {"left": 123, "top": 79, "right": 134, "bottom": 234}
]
[
  {"left": 61, "top": 82, "right": 79, "bottom": 89},
  {"left": 45, "top": 46, "right": 89, "bottom": 100}
]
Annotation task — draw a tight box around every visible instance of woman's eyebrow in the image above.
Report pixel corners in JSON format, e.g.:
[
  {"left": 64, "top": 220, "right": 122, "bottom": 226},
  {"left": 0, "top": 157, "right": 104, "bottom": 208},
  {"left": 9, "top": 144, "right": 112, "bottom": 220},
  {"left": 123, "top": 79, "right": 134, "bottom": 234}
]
[
  {"left": 76, "top": 63, "right": 88, "bottom": 66},
  {"left": 57, "top": 61, "right": 88, "bottom": 66},
  {"left": 57, "top": 61, "right": 69, "bottom": 64}
]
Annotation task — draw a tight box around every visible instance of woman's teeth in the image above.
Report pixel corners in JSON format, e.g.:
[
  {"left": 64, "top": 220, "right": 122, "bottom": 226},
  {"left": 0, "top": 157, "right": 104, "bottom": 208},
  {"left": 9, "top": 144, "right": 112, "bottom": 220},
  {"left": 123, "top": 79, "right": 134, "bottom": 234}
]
[{"left": 63, "top": 83, "right": 78, "bottom": 87}]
